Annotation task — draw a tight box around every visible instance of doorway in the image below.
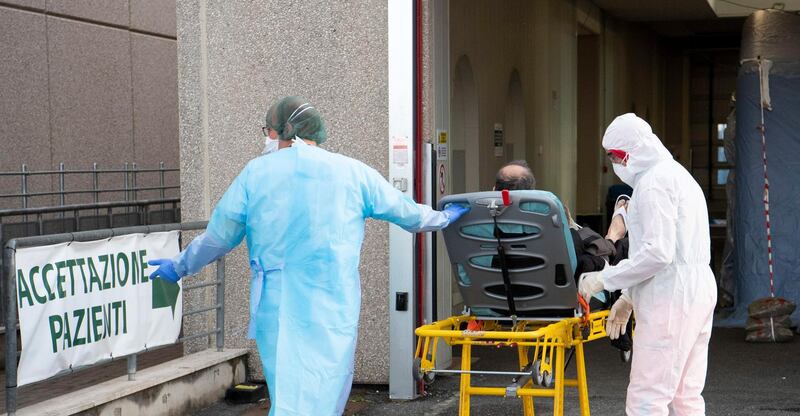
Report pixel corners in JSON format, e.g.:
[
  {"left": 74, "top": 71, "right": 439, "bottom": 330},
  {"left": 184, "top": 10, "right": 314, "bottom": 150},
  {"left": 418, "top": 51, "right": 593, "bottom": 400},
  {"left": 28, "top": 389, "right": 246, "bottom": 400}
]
[{"left": 576, "top": 28, "right": 603, "bottom": 230}]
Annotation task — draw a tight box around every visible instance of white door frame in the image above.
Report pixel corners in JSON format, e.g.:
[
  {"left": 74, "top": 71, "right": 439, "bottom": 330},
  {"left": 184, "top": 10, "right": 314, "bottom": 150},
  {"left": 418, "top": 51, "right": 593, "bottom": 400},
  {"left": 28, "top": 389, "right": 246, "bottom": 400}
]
[{"left": 387, "top": 0, "right": 418, "bottom": 400}]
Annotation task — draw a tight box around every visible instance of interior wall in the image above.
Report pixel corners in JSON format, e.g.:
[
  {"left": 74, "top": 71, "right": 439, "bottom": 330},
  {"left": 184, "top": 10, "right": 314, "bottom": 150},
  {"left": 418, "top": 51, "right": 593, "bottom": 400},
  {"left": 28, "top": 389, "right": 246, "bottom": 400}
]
[
  {"left": 448, "top": 0, "right": 674, "bottom": 221},
  {"left": 664, "top": 46, "right": 692, "bottom": 167},
  {"left": 504, "top": 70, "right": 527, "bottom": 163},
  {"left": 577, "top": 32, "right": 602, "bottom": 215},
  {"left": 451, "top": 56, "right": 479, "bottom": 195},
  {"left": 448, "top": 0, "right": 578, "bottom": 207},
  {"left": 449, "top": 1, "right": 521, "bottom": 192},
  {"left": 599, "top": 18, "right": 672, "bottom": 204}
]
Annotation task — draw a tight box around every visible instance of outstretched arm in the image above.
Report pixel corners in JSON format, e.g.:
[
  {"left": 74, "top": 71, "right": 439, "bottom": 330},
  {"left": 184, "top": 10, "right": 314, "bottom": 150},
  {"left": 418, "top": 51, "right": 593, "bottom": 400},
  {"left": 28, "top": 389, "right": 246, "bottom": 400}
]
[
  {"left": 362, "top": 166, "right": 467, "bottom": 232},
  {"left": 150, "top": 169, "right": 249, "bottom": 282}
]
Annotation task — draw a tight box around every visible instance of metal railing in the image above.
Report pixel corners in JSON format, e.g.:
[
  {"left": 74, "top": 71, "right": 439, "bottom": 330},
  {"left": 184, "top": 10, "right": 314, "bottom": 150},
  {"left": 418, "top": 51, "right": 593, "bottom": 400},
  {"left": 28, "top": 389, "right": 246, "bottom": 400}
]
[
  {"left": 2, "top": 222, "right": 223, "bottom": 416},
  {"left": 0, "top": 162, "right": 179, "bottom": 210},
  {"left": 0, "top": 199, "right": 182, "bottom": 327},
  {"left": 0, "top": 198, "right": 181, "bottom": 238}
]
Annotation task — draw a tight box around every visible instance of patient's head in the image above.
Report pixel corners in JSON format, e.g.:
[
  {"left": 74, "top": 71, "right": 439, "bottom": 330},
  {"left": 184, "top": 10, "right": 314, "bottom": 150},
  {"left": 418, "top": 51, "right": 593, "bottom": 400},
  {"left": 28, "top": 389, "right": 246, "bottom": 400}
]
[{"left": 495, "top": 160, "right": 536, "bottom": 191}]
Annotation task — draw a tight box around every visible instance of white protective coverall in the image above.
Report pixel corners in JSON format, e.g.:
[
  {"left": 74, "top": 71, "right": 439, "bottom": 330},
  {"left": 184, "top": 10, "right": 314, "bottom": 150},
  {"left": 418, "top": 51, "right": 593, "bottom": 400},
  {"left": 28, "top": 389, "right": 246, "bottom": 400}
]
[{"left": 601, "top": 114, "right": 717, "bottom": 415}]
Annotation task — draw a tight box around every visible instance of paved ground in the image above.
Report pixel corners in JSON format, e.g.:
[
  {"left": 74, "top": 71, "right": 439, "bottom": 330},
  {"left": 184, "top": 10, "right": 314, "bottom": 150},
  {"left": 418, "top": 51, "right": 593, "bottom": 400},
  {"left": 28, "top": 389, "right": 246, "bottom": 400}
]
[{"left": 193, "top": 328, "right": 800, "bottom": 415}]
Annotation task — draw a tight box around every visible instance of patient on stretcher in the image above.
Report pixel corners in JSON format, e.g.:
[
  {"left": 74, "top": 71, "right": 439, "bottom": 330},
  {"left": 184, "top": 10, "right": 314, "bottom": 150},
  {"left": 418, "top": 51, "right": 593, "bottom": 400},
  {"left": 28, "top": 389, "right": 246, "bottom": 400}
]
[
  {"left": 438, "top": 160, "right": 629, "bottom": 321},
  {"left": 493, "top": 161, "right": 629, "bottom": 288}
]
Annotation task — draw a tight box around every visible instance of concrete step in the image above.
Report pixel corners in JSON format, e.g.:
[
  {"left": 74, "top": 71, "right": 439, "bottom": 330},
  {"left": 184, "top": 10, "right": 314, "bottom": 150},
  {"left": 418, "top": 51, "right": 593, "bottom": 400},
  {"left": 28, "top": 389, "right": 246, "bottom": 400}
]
[
  {"left": 0, "top": 343, "right": 185, "bottom": 413},
  {"left": 7, "top": 348, "right": 248, "bottom": 416}
]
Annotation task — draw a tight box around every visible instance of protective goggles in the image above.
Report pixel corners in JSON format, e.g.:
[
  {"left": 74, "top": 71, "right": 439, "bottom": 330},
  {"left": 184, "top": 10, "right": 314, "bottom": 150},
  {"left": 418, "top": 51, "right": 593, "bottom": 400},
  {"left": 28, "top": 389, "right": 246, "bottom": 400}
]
[{"left": 606, "top": 149, "right": 629, "bottom": 164}]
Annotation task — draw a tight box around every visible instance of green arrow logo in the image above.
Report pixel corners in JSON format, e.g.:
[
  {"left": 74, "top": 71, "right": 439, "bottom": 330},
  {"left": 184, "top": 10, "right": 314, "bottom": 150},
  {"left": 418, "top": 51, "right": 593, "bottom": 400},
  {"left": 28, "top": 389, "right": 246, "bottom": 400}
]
[{"left": 152, "top": 278, "right": 180, "bottom": 317}]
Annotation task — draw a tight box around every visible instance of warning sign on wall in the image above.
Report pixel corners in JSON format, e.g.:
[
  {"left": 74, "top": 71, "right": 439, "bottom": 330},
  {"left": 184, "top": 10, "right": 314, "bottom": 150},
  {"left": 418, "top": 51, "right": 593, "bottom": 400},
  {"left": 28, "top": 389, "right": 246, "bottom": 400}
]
[
  {"left": 493, "top": 123, "right": 504, "bottom": 157},
  {"left": 436, "top": 130, "right": 449, "bottom": 161},
  {"left": 392, "top": 136, "right": 410, "bottom": 167}
]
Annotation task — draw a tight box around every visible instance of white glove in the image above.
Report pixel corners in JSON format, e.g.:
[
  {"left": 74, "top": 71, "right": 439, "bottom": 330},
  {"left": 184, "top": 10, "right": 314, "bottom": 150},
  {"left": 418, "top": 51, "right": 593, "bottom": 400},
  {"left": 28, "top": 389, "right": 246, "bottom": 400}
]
[
  {"left": 606, "top": 293, "right": 633, "bottom": 340},
  {"left": 578, "top": 270, "right": 605, "bottom": 302}
]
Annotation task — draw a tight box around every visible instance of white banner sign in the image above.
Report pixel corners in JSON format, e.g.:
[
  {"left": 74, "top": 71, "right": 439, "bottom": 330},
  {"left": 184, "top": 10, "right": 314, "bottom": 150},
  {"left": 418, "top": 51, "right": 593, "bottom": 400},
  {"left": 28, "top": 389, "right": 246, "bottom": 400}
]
[{"left": 14, "top": 231, "right": 182, "bottom": 386}]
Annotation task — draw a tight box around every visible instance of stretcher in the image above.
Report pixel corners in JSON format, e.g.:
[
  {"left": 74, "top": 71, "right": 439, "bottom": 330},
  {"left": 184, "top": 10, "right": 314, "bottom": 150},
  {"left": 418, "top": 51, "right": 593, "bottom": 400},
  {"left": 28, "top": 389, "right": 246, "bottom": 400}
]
[
  {"left": 414, "top": 190, "right": 614, "bottom": 415},
  {"left": 414, "top": 311, "right": 609, "bottom": 415}
]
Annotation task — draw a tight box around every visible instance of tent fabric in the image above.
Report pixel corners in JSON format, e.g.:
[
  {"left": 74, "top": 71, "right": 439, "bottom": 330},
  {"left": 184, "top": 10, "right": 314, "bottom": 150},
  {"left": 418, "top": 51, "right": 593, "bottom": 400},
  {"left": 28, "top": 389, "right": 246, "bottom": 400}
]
[
  {"left": 717, "top": 10, "right": 800, "bottom": 327},
  {"left": 716, "top": 10, "right": 800, "bottom": 327}
]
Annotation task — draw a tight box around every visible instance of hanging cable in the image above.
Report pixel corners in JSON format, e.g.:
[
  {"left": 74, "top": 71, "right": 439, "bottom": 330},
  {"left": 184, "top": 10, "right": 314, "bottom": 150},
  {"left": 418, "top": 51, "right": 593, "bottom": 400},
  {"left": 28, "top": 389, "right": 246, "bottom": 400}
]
[{"left": 756, "top": 57, "right": 777, "bottom": 341}]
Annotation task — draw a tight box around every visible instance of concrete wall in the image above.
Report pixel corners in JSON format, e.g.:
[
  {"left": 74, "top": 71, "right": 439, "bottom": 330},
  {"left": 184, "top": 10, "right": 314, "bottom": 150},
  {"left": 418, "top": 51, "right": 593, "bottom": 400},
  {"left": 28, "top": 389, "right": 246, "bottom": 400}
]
[
  {"left": 0, "top": 1, "right": 179, "bottom": 208},
  {"left": 176, "top": 0, "right": 391, "bottom": 383}
]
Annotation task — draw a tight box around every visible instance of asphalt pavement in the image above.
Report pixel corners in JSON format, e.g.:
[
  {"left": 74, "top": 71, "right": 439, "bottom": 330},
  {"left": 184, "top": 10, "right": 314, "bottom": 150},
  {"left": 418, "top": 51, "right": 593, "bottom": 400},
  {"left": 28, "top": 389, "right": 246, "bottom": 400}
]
[{"left": 193, "top": 328, "right": 800, "bottom": 415}]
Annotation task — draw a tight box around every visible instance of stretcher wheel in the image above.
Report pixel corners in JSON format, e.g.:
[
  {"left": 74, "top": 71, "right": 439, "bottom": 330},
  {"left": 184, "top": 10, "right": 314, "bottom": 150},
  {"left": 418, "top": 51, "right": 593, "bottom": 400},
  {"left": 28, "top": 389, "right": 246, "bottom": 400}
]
[
  {"left": 620, "top": 349, "right": 632, "bottom": 363},
  {"left": 533, "top": 360, "right": 543, "bottom": 386},
  {"left": 423, "top": 372, "right": 436, "bottom": 384},
  {"left": 542, "top": 370, "right": 554, "bottom": 388},
  {"left": 413, "top": 357, "right": 436, "bottom": 384},
  {"left": 412, "top": 358, "right": 424, "bottom": 382}
]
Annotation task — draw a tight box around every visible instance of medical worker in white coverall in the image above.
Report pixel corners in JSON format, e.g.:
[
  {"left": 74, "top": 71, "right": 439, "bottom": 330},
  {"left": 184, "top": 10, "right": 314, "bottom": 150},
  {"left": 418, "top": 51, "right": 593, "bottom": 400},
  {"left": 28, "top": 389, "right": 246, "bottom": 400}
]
[{"left": 579, "top": 113, "right": 717, "bottom": 415}]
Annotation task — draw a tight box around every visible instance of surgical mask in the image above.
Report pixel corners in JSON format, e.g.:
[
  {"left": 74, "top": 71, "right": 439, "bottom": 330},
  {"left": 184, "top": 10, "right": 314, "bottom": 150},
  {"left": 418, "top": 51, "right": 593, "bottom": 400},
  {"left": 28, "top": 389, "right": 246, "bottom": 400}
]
[
  {"left": 262, "top": 137, "right": 279, "bottom": 155},
  {"left": 613, "top": 163, "right": 637, "bottom": 186}
]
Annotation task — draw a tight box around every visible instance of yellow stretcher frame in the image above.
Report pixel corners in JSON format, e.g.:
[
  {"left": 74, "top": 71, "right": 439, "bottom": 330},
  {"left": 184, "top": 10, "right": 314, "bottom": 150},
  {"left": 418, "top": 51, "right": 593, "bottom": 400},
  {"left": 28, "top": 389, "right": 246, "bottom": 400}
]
[{"left": 414, "top": 310, "right": 609, "bottom": 416}]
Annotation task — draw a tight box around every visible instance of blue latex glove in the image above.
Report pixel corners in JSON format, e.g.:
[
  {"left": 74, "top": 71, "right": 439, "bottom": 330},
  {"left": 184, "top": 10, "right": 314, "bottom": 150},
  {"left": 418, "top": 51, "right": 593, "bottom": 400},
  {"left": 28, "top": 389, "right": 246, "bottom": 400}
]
[
  {"left": 443, "top": 204, "right": 470, "bottom": 225},
  {"left": 148, "top": 259, "right": 181, "bottom": 283}
]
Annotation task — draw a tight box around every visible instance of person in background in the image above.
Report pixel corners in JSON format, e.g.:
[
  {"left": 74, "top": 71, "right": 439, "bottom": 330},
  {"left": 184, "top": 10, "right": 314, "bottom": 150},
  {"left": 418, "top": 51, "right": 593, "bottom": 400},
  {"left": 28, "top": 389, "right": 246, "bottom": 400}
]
[{"left": 494, "top": 160, "right": 629, "bottom": 284}]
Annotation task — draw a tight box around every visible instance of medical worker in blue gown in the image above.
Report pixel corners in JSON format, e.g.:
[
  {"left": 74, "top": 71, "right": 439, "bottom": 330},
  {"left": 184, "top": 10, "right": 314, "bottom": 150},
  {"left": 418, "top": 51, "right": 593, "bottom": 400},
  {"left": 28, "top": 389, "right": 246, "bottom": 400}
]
[{"left": 148, "top": 96, "right": 469, "bottom": 415}]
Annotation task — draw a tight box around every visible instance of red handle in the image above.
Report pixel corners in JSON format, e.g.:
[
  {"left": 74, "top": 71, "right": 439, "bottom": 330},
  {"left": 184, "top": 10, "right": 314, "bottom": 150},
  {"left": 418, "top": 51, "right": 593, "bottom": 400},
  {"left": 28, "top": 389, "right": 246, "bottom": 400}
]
[
  {"left": 501, "top": 189, "right": 511, "bottom": 206},
  {"left": 577, "top": 294, "right": 590, "bottom": 325}
]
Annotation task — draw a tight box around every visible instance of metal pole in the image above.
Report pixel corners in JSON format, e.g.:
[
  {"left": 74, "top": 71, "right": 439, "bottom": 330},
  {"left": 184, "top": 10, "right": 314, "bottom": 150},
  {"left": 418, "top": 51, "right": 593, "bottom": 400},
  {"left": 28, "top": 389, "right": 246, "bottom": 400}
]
[
  {"left": 216, "top": 257, "right": 225, "bottom": 352},
  {"left": 92, "top": 163, "right": 99, "bottom": 216},
  {"left": 59, "top": 162, "right": 65, "bottom": 218},
  {"left": 5, "top": 241, "right": 19, "bottom": 416},
  {"left": 123, "top": 162, "right": 129, "bottom": 213},
  {"left": 127, "top": 354, "right": 137, "bottom": 381},
  {"left": 132, "top": 163, "right": 140, "bottom": 223},
  {"left": 159, "top": 162, "right": 166, "bottom": 213},
  {"left": 131, "top": 162, "right": 138, "bottom": 202},
  {"left": 20, "top": 164, "right": 28, "bottom": 210},
  {"left": 20, "top": 164, "right": 28, "bottom": 223}
]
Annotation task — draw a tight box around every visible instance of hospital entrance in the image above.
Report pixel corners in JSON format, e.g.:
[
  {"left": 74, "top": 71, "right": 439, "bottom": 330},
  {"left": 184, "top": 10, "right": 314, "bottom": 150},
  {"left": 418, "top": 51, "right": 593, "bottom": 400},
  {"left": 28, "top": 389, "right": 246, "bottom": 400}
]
[
  {"left": 432, "top": 0, "right": 742, "bottom": 333},
  {"left": 388, "top": 0, "right": 800, "bottom": 413}
]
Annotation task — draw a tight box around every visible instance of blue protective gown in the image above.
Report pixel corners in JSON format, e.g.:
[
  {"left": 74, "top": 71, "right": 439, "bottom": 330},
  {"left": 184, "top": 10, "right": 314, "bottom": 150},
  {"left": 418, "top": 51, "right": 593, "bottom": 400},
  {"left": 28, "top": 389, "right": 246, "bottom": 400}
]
[{"left": 175, "top": 143, "right": 449, "bottom": 415}]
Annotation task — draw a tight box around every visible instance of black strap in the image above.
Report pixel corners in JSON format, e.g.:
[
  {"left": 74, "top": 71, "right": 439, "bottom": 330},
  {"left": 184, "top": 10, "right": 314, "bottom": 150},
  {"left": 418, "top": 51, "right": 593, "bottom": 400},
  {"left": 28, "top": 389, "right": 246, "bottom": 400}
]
[{"left": 493, "top": 217, "right": 517, "bottom": 317}]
